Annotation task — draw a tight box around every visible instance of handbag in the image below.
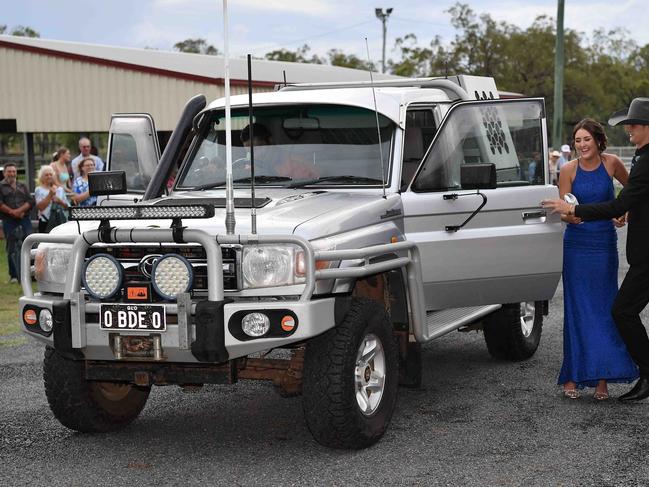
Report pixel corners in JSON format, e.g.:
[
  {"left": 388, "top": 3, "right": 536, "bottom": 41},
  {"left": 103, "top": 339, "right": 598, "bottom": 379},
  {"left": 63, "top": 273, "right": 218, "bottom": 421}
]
[{"left": 44, "top": 203, "right": 68, "bottom": 232}]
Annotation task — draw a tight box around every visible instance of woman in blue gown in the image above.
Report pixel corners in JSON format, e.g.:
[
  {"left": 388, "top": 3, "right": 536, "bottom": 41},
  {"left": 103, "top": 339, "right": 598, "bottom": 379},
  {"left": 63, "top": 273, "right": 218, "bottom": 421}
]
[{"left": 558, "top": 118, "right": 638, "bottom": 400}]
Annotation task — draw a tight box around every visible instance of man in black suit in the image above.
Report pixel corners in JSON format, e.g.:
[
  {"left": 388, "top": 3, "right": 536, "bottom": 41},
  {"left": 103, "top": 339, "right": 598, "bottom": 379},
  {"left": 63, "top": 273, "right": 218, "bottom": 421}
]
[{"left": 543, "top": 97, "right": 649, "bottom": 402}]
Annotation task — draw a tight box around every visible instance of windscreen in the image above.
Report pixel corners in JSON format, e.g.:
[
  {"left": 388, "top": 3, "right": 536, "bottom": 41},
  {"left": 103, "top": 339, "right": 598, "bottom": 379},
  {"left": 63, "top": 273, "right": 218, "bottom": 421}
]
[{"left": 176, "top": 104, "right": 395, "bottom": 189}]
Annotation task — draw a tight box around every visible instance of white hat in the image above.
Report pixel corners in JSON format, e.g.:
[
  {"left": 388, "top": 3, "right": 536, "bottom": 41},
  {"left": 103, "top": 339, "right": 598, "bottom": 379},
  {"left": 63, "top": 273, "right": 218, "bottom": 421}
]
[{"left": 560, "top": 144, "right": 571, "bottom": 153}]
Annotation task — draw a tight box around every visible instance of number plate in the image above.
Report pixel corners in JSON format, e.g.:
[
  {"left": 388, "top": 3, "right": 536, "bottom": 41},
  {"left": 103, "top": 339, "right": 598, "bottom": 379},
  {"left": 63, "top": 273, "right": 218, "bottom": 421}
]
[{"left": 100, "top": 304, "right": 166, "bottom": 331}]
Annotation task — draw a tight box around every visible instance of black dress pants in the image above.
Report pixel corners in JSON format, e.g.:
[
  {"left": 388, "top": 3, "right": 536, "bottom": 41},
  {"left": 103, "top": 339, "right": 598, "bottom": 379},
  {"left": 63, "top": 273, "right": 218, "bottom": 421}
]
[{"left": 612, "top": 263, "right": 649, "bottom": 378}]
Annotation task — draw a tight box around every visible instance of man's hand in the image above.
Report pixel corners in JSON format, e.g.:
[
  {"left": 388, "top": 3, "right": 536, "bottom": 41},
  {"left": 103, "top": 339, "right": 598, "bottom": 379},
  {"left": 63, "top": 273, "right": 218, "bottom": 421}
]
[
  {"left": 562, "top": 214, "right": 582, "bottom": 225},
  {"left": 541, "top": 198, "right": 574, "bottom": 215},
  {"left": 613, "top": 213, "right": 627, "bottom": 228}
]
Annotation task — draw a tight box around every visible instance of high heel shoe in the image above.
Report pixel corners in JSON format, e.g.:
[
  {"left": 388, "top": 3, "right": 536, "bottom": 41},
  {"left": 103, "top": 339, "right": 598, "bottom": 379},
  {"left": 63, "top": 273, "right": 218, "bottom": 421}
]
[
  {"left": 593, "top": 391, "right": 609, "bottom": 401},
  {"left": 563, "top": 389, "right": 580, "bottom": 399}
]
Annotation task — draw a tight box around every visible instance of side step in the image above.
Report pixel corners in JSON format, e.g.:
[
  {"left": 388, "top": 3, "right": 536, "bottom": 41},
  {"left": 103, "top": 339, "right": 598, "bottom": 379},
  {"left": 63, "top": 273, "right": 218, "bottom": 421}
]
[{"left": 424, "top": 305, "right": 501, "bottom": 341}]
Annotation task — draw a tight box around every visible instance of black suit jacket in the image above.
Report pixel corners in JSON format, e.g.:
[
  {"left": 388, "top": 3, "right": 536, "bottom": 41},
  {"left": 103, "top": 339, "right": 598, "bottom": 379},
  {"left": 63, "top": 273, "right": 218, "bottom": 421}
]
[{"left": 575, "top": 143, "right": 649, "bottom": 265}]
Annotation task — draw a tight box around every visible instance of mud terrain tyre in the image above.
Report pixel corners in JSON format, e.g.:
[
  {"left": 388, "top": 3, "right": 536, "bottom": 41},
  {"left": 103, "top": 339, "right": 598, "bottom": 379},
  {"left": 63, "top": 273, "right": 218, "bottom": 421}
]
[
  {"left": 43, "top": 346, "right": 150, "bottom": 432},
  {"left": 483, "top": 301, "right": 543, "bottom": 361},
  {"left": 303, "top": 298, "right": 399, "bottom": 449}
]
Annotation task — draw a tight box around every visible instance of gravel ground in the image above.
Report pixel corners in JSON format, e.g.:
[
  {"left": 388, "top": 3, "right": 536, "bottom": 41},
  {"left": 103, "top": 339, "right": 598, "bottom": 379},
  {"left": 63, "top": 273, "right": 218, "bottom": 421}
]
[{"left": 1, "top": 229, "right": 648, "bottom": 487}]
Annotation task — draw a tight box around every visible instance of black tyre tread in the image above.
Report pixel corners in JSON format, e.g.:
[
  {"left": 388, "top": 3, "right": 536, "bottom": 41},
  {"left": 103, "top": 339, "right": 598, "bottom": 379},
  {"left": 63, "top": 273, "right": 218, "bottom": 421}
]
[
  {"left": 43, "top": 346, "right": 150, "bottom": 433},
  {"left": 302, "top": 298, "right": 398, "bottom": 449},
  {"left": 483, "top": 302, "right": 542, "bottom": 361}
]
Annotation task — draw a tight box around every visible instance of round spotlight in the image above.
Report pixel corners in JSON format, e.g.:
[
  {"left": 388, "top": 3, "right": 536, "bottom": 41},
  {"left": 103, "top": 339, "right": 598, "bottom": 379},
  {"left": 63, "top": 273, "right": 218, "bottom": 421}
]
[
  {"left": 242, "top": 312, "right": 270, "bottom": 337},
  {"left": 151, "top": 254, "right": 193, "bottom": 301},
  {"left": 39, "top": 309, "right": 54, "bottom": 333},
  {"left": 82, "top": 253, "right": 123, "bottom": 300}
]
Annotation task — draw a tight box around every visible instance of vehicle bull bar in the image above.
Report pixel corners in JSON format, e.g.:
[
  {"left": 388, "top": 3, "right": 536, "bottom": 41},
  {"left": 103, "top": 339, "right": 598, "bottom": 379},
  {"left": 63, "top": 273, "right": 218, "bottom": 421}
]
[{"left": 21, "top": 231, "right": 427, "bottom": 341}]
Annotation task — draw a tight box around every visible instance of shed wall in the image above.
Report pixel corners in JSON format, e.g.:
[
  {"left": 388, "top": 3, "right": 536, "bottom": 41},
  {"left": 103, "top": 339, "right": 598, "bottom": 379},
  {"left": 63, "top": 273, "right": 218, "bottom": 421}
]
[{"left": 0, "top": 46, "right": 272, "bottom": 132}]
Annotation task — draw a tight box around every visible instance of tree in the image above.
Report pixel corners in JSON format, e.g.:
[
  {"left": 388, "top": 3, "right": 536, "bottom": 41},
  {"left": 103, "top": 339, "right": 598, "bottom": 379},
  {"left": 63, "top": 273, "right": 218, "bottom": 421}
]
[
  {"left": 0, "top": 25, "right": 40, "bottom": 37},
  {"left": 173, "top": 38, "right": 219, "bottom": 55},
  {"left": 265, "top": 44, "right": 323, "bottom": 64},
  {"left": 327, "top": 49, "right": 374, "bottom": 71}
]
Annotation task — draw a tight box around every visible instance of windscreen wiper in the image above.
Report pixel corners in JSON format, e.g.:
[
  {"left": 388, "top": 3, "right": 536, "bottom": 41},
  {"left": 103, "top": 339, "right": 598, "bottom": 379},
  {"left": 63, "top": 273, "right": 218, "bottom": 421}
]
[
  {"left": 233, "top": 175, "right": 292, "bottom": 184},
  {"left": 286, "top": 175, "right": 384, "bottom": 188},
  {"left": 192, "top": 175, "right": 292, "bottom": 191}
]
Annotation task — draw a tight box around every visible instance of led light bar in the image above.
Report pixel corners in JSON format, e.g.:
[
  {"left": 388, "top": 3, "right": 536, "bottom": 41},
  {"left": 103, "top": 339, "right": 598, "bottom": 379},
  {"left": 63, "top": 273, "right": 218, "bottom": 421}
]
[{"left": 69, "top": 205, "right": 215, "bottom": 221}]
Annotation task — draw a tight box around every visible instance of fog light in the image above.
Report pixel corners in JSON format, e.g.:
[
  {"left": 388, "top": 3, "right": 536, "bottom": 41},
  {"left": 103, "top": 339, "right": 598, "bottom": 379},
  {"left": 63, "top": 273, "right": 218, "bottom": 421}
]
[
  {"left": 241, "top": 312, "right": 270, "bottom": 337},
  {"left": 39, "top": 309, "right": 54, "bottom": 333}
]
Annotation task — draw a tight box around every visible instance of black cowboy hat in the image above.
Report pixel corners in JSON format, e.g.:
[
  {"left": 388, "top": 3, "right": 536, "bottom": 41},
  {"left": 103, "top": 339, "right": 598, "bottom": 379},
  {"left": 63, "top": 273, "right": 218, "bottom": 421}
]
[{"left": 608, "top": 97, "right": 649, "bottom": 126}]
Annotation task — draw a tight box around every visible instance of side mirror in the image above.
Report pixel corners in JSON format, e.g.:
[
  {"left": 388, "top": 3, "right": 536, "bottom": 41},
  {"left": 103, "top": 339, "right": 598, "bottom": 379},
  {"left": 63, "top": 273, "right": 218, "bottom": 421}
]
[
  {"left": 461, "top": 163, "right": 496, "bottom": 190},
  {"left": 89, "top": 171, "right": 128, "bottom": 196}
]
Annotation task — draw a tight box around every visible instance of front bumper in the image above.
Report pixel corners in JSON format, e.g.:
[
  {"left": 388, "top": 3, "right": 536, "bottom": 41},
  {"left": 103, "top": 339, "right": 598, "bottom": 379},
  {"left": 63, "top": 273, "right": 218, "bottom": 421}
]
[{"left": 20, "top": 293, "right": 337, "bottom": 362}]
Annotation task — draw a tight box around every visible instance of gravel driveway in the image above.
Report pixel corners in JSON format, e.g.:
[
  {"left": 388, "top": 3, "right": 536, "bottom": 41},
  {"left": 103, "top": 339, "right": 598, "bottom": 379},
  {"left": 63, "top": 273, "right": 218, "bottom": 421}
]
[{"left": 1, "top": 229, "right": 648, "bottom": 487}]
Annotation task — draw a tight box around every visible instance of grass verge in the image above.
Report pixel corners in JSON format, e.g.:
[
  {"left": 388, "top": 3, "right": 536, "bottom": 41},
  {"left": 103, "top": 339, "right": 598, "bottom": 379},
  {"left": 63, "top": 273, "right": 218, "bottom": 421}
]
[{"left": 0, "top": 243, "right": 31, "bottom": 339}]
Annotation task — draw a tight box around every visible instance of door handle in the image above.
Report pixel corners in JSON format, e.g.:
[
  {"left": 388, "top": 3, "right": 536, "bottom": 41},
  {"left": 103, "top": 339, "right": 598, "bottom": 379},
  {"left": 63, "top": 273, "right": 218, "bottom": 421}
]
[{"left": 522, "top": 210, "right": 547, "bottom": 220}]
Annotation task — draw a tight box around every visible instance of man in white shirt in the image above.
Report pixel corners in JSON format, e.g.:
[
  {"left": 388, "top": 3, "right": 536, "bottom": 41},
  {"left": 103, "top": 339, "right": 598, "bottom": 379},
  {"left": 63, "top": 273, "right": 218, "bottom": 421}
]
[{"left": 71, "top": 137, "right": 104, "bottom": 178}]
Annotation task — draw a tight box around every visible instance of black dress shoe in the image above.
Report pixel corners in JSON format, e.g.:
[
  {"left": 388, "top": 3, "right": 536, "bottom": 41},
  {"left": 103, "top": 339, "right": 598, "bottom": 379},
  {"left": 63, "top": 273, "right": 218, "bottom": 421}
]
[{"left": 618, "top": 377, "right": 649, "bottom": 402}]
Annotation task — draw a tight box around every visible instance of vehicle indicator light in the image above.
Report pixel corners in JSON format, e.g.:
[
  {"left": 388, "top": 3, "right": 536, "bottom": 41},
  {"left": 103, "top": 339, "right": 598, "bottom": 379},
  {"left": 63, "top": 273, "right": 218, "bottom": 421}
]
[
  {"left": 23, "top": 309, "right": 37, "bottom": 326},
  {"left": 281, "top": 316, "right": 295, "bottom": 332}
]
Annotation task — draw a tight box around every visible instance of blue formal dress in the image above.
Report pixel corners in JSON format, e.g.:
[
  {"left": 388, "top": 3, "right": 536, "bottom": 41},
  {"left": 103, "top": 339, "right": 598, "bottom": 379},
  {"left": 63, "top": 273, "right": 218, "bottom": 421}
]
[{"left": 558, "top": 162, "right": 639, "bottom": 387}]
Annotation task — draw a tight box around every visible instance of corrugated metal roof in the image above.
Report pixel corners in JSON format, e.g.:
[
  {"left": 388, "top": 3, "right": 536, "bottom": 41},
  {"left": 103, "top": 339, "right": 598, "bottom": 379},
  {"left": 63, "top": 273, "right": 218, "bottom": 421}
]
[{"left": 0, "top": 35, "right": 400, "bottom": 85}]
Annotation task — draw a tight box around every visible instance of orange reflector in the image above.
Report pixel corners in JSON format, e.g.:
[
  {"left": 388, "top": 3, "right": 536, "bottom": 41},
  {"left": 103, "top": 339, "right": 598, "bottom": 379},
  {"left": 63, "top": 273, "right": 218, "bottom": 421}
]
[
  {"left": 23, "top": 309, "right": 37, "bottom": 326},
  {"left": 127, "top": 287, "right": 149, "bottom": 300},
  {"left": 281, "top": 316, "right": 296, "bottom": 332}
]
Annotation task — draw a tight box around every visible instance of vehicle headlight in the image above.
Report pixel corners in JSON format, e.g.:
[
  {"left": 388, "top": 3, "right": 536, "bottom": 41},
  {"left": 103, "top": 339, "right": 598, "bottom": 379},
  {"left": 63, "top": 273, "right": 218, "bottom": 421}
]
[
  {"left": 34, "top": 244, "right": 72, "bottom": 289},
  {"left": 82, "top": 253, "right": 123, "bottom": 299},
  {"left": 152, "top": 254, "right": 193, "bottom": 300},
  {"left": 242, "top": 245, "right": 301, "bottom": 288}
]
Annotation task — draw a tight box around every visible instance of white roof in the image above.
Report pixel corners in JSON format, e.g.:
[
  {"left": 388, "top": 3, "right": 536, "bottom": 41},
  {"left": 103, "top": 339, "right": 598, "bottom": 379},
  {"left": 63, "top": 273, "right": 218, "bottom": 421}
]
[
  {"left": 0, "top": 35, "right": 401, "bottom": 84},
  {"left": 204, "top": 87, "right": 452, "bottom": 126}
]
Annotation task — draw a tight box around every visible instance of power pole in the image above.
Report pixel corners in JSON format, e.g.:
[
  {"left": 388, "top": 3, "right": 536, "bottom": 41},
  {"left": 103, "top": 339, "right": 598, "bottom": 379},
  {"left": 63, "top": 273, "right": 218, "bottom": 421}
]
[
  {"left": 552, "top": 0, "right": 565, "bottom": 149},
  {"left": 375, "top": 7, "right": 393, "bottom": 73}
]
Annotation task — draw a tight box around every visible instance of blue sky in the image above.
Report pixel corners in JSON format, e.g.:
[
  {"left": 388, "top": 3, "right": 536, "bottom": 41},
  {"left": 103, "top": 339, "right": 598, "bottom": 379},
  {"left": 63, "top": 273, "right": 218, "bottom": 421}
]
[{"left": 3, "top": 0, "right": 648, "bottom": 61}]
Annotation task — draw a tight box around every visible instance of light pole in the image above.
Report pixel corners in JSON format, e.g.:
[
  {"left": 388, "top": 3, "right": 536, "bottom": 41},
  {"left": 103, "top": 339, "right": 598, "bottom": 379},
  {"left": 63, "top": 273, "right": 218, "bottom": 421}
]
[
  {"left": 552, "top": 0, "right": 565, "bottom": 150},
  {"left": 375, "top": 7, "right": 393, "bottom": 73}
]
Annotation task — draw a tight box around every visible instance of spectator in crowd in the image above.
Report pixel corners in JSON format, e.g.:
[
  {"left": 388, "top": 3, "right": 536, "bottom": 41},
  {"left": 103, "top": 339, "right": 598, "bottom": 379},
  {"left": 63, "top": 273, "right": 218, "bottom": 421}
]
[
  {"left": 72, "top": 157, "right": 97, "bottom": 207},
  {"left": 71, "top": 137, "right": 104, "bottom": 178},
  {"left": 35, "top": 166, "right": 68, "bottom": 233},
  {"left": 527, "top": 151, "right": 542, "bottom": 183},
  {"left": 549, "top": 149, "right": 560, "bottom": 185},
  {"left": 50, "top": 147, "right": 74, "bottom": 194},
  {"left": 556, "top": 144, "right": 572, "bottom": 177},
  {"left": 0, "top": 163, "right": 34, "bottom": 283}
]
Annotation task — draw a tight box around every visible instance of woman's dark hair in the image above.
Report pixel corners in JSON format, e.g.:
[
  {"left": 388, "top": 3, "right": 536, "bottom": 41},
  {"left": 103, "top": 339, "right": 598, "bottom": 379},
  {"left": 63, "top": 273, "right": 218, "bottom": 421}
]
[
  {"left": 572, "top": 118, "right": 607, "bottom": 152},
  {"left": 79, "top": 157, "right": 95, "bottom": 177}
]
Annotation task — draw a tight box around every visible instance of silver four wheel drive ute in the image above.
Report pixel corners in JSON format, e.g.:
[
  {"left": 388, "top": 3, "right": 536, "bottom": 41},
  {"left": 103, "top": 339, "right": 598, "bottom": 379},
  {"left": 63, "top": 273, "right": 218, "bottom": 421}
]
[{"left": 20, "top": 75, "right": 562, "bottom": 449}]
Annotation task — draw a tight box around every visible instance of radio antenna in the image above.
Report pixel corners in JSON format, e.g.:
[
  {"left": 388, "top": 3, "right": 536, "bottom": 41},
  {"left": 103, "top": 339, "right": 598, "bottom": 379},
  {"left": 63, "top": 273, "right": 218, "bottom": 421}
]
[
  {"left": 364, "top": 37, "right": 386, "bottom": 199},
  {"left": 247, "top": 54, "right": 257, "bottom": 234},
  {"left": 283, "top": 70, "right": 288, "bottom": 87},
  {"left": 223, "top": 0, "right": 236, "bottom": 234}
]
